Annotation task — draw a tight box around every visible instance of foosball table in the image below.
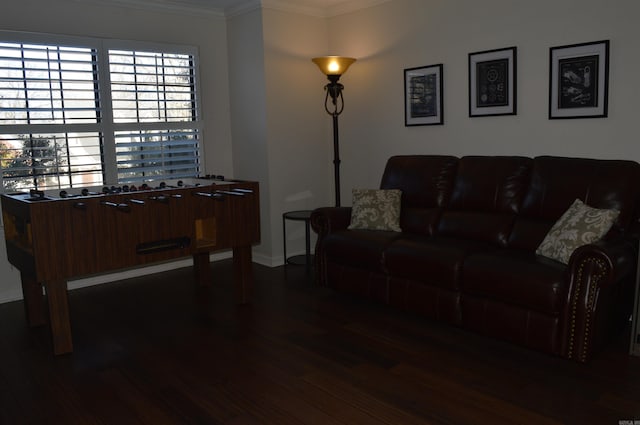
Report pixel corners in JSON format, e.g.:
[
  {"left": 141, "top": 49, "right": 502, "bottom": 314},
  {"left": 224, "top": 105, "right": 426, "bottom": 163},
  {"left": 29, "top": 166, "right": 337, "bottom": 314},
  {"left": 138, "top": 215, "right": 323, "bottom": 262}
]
[{"left": 1, "top": 177, "right": 260, "bottom": 355}]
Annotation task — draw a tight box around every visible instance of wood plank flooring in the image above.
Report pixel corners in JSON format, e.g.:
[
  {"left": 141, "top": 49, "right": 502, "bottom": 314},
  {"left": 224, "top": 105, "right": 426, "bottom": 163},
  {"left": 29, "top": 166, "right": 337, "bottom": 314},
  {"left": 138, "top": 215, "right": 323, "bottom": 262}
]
[{"left": 0, "top": 260, "right": 639, "bottom": 424}]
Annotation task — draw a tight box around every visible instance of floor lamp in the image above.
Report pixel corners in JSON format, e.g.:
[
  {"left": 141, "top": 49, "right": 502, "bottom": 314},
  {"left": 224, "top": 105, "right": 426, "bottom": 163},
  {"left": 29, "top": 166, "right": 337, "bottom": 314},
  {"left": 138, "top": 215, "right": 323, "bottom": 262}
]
[{"left": 312, "top": 56, "right": 356, "bottom": 207}]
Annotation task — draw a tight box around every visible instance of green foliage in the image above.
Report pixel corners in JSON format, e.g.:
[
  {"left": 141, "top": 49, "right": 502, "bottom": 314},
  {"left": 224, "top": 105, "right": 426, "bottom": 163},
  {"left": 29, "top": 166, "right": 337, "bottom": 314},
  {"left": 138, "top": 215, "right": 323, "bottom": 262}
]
[{"left": 1, "top": 136, "right": 66, "bottom": 191}]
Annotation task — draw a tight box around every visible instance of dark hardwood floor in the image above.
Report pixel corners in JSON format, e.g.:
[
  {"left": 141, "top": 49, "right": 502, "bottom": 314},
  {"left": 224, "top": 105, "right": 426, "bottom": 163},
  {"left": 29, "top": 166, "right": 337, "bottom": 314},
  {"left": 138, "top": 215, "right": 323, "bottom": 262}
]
[{"left": 1, "top": 260, "right": 639, "bottom": 424}]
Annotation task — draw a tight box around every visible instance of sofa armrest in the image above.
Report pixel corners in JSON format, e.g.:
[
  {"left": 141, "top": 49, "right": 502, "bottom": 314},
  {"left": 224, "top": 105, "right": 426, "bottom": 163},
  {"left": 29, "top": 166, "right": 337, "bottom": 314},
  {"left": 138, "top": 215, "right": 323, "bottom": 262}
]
[
  {"left": 561, "top": 237, "right": 638, "bottom": 362},
  {"left": 310, "top": 207, "right": 352, "bottom": 286},
  {"left": 310, "top": 207, "right": 352, "bottom": 236}
]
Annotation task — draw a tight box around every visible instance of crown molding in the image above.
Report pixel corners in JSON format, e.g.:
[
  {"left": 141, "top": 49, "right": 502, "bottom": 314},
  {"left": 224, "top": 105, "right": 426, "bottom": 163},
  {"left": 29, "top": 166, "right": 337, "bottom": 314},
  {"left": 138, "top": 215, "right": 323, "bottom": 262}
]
[
  {"left": 325, "top": 0, "right": 392, "bottom": 17},
  {"left": 259, "top": 0, "right": 325, "bottom": 17},
  {"left": 259, "top": 0, "right": 392, "bottom": 17},
  {"left": 225, "top": 0, "right": 262, "bottom": 17},
  {"left": 72, "top": 0, "right": 393, "bottom": 18},
  {"left": 72, "top": 0, "right": 226, "bottom": 17}
]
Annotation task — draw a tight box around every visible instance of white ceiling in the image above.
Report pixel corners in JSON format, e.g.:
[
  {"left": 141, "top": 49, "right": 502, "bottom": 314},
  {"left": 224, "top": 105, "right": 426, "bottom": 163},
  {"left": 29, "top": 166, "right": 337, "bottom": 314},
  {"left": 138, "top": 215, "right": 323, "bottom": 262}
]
[{"left": 75, "top": 0, "right": 391, "bottom": 17}]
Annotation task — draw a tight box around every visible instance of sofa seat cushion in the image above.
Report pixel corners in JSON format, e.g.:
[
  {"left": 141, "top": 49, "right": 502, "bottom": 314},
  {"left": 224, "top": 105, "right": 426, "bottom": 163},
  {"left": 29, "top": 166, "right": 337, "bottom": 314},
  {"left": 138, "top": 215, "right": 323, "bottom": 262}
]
[
  {"left": 462, "top": 250, "right": 568, "bottom": 315},
  {"left": 384, "top": 235, "right": 498, "bottom": 290},
  {"left": 323, "top": 229, "right": 401, "bottom": 272}
]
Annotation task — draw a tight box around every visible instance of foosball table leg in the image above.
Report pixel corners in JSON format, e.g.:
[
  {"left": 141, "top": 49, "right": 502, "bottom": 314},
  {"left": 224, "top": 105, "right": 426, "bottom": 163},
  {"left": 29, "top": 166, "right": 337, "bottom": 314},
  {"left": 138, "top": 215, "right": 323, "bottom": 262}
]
[
  {"left": 233, "top": 245, "right": 253, "bottom": 304},
  {"left": 44, "top": 280, "right": 73, "bottom": 355},
  {"left": 193, "top": 252, "right": 211, "bottom": 287},
  {"left": 20, "top": 273, "right": 46, "bottom": 327}
]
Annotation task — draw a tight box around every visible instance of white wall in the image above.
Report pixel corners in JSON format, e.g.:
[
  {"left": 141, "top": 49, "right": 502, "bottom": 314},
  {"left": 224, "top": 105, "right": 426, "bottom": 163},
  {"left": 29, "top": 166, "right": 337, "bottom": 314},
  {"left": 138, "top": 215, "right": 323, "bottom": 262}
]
[
  {"left": 2, "top": 0, "right": 639, "bottom": 302},
  {"left": 0, "top": 0, "right": 233, "bottom": 302},
  {"left": 227, "top": 7, "right": 330, "bottom": 266},
  {"left": 226, "top": 7, "right": 274, "bottom": 265},
  {"left": 325, "top": 0, "right": 640, "bottom": 196},
  {"left": 262, "top": 8, "right": 328, "bottom": 264}
]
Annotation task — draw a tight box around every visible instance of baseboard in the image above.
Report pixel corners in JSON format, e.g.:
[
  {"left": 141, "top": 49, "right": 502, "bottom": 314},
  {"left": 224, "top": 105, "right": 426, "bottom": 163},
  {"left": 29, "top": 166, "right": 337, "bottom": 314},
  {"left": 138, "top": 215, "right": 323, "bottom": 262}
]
[
  {"left": 0, "top": 251, "right": 236, "bottom": 304},
  {"left": 252, "top": 251, "right": 284, "bottom": 267},
  {"left": 0, "top": 288, "right": 26, "bottom": 304},
  {"left": 0, "top": 247, "right": 295, "bottom": 305}
]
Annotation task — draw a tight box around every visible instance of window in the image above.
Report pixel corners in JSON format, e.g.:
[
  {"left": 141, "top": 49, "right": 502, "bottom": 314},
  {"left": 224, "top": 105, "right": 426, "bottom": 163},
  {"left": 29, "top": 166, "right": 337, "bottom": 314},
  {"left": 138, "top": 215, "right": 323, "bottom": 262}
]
[
  {"left": 0, "top": 32, "right": 201, "bottom": 192},
  {"left": 0, "top": 42, "right": 103, "bottom": 191},
  {"left": 109, "top": 49, "right": 200, "bottom": 184}
]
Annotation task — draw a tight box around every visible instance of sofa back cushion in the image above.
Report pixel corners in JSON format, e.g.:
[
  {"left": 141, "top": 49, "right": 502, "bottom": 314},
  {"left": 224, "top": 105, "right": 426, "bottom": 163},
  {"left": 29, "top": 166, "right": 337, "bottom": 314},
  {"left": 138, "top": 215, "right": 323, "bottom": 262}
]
[
  {"left": 508, "top": 156, "right": 640, "bottom": 251},
  {"left": 380, "top": 155, "right": 458, "bottom": 235},
  {"left": 436, "top": 156, "right": 532, "bottom": 246}
]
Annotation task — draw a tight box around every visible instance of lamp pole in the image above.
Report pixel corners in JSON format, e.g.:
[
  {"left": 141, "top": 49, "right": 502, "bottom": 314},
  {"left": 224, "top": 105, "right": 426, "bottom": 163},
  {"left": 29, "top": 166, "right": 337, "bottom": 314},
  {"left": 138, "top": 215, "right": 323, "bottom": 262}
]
[
  {"left": 324, "top": 75, "right": 345, "bottom": 207},
  {"left": 332, "top": 110, "right": 341, "bottom": 207},
  {"left": 312, "top": 56, "right": 356, "bottom": 208}
]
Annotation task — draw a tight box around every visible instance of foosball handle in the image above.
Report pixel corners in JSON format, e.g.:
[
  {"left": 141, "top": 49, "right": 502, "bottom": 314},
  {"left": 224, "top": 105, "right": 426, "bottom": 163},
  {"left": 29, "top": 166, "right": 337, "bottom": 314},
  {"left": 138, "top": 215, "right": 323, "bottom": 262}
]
[{"left": 101, "top": 201, "right": 131, "bottom": 213}]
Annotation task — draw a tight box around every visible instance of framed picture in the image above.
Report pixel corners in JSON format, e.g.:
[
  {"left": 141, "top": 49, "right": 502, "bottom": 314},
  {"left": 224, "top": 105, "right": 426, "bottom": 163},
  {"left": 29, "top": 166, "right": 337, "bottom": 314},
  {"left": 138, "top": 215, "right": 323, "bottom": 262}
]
[
  {"left": 549, "top": 40, "right": 609, "bottom": 119},
  {"left": 468, "top": 46, "right": 517, "bottom": 117},
  {"left": 404, "top": 64, "right": 443, "bottom": 126}
]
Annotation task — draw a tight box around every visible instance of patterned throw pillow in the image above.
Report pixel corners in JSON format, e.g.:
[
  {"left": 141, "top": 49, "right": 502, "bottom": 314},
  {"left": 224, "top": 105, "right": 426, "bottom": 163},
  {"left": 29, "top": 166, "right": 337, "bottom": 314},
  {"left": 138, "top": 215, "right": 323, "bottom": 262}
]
[
  {"left": 536, "top": 198, "right": 619, "bottom": 264},
  {"left": 348, "top": 189, "right": 402, "bottom": 232}
]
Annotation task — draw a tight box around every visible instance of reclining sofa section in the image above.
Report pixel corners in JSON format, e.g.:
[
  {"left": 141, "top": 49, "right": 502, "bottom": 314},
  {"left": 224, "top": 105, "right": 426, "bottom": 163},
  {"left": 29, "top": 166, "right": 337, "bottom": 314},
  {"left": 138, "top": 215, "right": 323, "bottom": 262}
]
[{"left": 311, "top": 155, "right": 640, "bottom": 362}]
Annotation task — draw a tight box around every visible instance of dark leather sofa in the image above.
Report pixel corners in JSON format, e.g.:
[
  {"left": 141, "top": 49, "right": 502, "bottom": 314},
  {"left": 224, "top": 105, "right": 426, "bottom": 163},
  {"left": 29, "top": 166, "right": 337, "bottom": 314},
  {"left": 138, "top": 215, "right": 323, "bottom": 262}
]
[{"left": 311, "top": 155, "right": 640, "bottom": 362}]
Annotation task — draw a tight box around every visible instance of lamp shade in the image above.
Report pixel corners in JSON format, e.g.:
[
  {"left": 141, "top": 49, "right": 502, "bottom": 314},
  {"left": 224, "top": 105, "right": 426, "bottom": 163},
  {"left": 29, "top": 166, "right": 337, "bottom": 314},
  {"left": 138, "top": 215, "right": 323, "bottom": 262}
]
[{"left": 312, "top": 56, "right": 356, "bottom": 76}]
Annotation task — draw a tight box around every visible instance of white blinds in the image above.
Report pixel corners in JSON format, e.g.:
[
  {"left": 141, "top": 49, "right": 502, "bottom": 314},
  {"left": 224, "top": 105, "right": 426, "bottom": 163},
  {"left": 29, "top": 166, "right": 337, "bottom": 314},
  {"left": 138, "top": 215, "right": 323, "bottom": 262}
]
[
  {"left": 109, "top": 49, "right": 200, "bottom": 184},
  {"left": 115, "top": 129, "right": 199, "bottom": 183},
  {"left": 109, "top": 50, "right": 196, "bottom": 123},
  {"left": 0, "top": 34, "right": 202, "bottom": 192},
  {"left": 0, "top": 42, "right": 103, "bottom": 190},
  {"left": 0, "top": 132, "right": 103, "bottom": 190},
  {"left": 0, "top": 43, "right": 100, "bottom": 125}
]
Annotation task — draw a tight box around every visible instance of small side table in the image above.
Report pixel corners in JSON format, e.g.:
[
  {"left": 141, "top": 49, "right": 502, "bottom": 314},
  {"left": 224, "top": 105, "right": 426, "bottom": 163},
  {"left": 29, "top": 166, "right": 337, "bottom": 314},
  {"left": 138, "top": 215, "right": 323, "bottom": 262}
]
[{"left": 282, "top": 210, "right": 313, "bottom": 268}]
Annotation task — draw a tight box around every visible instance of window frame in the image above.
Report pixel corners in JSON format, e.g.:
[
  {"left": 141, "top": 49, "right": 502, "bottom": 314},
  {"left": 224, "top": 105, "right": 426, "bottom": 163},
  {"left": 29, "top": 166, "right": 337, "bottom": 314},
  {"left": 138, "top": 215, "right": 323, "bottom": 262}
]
[{"left": 0, "top": 30, "right": 203, "bottom": 192}]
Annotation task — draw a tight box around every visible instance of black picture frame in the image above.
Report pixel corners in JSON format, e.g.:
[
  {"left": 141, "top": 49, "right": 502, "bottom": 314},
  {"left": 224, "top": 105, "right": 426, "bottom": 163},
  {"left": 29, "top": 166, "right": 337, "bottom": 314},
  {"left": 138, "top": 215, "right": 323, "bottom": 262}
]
[
  {"left": 549, "top": 40, "right": 609, "bottom": 119},
  {"left": 468, "top": 46, "right": 517, "bottom": 117},
  {"left": 404, "top": 64, "right": 443, "bottom": 126}
]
